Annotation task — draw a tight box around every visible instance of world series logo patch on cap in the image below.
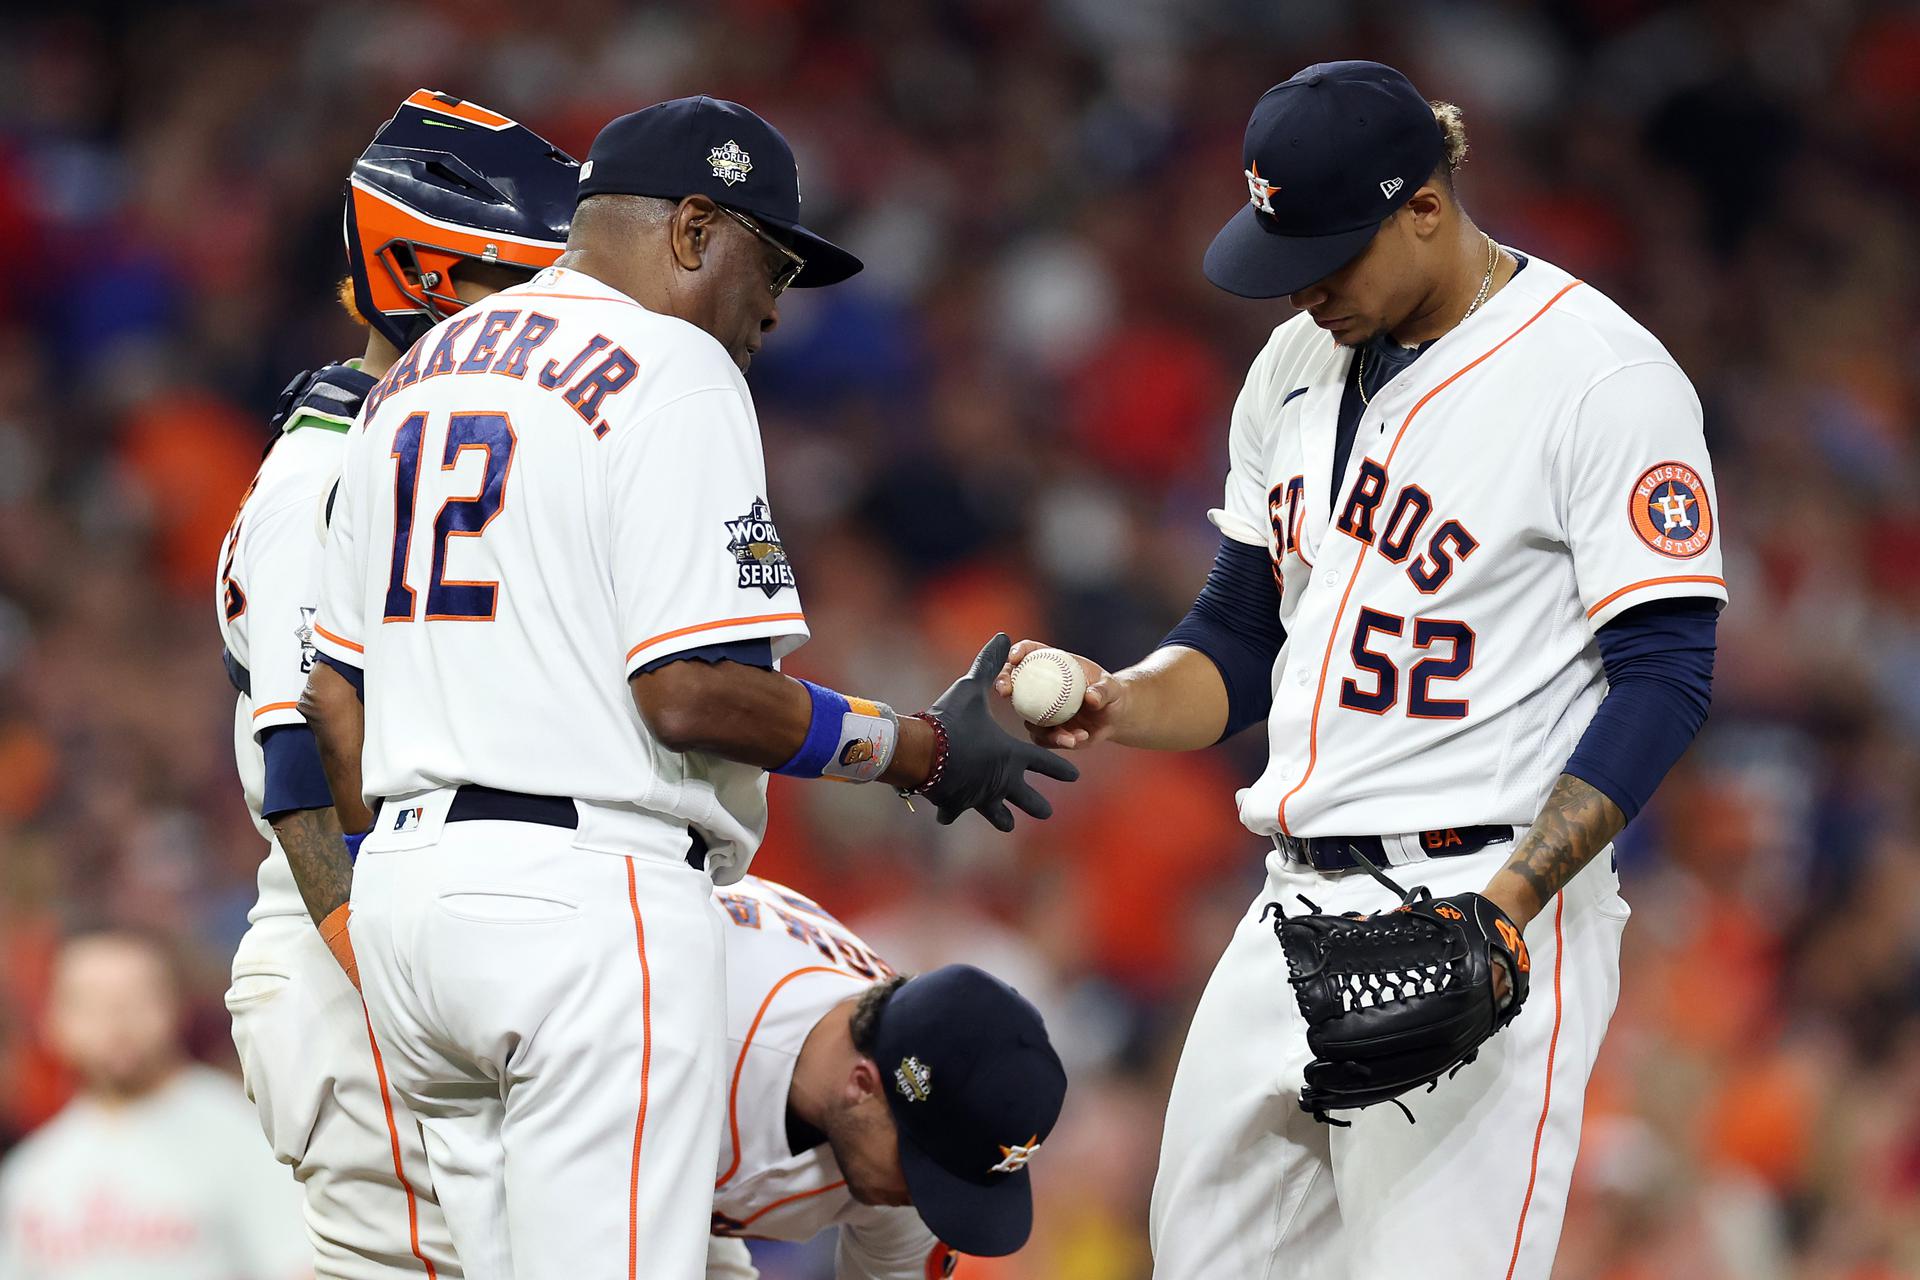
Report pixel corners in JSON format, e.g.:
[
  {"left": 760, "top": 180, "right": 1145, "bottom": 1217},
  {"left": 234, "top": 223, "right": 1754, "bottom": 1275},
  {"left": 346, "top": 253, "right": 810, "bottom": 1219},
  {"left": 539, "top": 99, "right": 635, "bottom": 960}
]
[
  {"left": 1629, "top": 461, "right": 1713, "bottom": 558},
  {"left": 708, "top": 140, "right": 752, "bottom": 186},
  {"left": 894, "top": 1056, "right": 932, "bottom": 1102}
]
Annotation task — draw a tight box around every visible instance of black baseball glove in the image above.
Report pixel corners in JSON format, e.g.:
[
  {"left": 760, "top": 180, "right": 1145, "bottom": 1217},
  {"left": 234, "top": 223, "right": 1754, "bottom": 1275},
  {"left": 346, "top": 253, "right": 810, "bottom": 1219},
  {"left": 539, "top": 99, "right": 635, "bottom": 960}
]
[
  {"left": 1265, "top": 860, "right": 1531, "bottom": 1121},
  {"left": 922, "top": 634, "right": 1079, "bottom": 831}
]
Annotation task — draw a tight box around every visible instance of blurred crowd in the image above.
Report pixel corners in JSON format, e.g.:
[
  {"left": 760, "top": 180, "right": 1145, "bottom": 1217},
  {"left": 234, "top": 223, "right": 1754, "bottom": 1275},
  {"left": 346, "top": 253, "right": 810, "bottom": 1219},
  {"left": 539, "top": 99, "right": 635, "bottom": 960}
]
[{"left": 1, "top": 0, "right": 1918, "bottom": 1276}]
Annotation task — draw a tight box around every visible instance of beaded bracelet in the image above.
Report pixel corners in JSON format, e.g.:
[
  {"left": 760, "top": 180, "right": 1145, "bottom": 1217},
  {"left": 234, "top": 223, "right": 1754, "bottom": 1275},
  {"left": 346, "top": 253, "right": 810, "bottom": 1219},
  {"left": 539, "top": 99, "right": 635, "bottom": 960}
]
[{"left": 898, "top": 711, "right": 949, "bottom": 808}]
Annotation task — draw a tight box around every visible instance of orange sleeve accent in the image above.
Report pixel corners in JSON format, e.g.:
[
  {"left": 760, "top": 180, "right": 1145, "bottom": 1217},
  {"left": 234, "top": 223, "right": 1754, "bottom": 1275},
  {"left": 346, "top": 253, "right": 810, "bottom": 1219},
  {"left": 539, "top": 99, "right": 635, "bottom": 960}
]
[
  {"left": 1585, "top": 574, "right": 1726, "bottom": 619},
  {"left": 626, "top": 612, "right": 806, "bottom": 663},
  {"left": 250, "top": 701, "right": 302, "bottom": 720},
  {"left": 734, "top": 1181, "right": 849, "bottom": 1230},
  {"left": 319, "top": 903, "right": 359, "bottom": 990},
  {"left": 314, "top": 623, "right": 365, "bottom": 655}
]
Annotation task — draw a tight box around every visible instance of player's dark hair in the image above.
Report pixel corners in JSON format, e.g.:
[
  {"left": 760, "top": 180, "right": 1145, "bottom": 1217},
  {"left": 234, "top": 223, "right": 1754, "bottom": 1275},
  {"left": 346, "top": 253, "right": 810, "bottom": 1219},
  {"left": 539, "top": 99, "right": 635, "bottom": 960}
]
[{"left": 848, "top": 973, "right": 911, "bottom": 1059}]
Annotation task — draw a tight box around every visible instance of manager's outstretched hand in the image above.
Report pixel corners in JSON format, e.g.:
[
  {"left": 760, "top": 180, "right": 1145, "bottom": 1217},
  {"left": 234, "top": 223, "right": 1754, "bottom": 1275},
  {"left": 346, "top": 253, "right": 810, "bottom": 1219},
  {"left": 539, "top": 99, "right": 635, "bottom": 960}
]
[{"left": 923, "top": 634, "right": 1080, "bottom": 831}]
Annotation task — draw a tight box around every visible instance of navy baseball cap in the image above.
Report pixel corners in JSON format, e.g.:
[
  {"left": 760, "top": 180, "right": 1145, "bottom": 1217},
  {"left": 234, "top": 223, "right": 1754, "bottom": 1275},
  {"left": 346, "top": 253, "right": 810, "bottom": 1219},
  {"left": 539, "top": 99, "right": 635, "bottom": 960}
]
[
  {"left": 1204, "top": 61, "right": 1444, "bottom": 299},
  {"left": 872, "top": 965, "right": 1067, "bottom": 1257},
  {"left": 578, "top": 96, "right": 862, "bottom": 288}
]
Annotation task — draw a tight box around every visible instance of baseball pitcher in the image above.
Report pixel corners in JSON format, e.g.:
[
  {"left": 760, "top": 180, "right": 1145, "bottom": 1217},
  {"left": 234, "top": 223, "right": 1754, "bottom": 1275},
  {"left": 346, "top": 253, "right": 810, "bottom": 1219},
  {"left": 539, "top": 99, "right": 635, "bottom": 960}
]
[{"left": 995, "top": 61, "right": 1722, "bottom": 1279}]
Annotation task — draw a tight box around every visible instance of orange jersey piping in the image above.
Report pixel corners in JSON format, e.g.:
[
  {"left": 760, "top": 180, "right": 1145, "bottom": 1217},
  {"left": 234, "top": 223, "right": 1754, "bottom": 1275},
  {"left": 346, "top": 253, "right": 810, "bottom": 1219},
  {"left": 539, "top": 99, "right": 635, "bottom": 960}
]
[
  {"left": 1585, "top": 574, "right": 1725, "bottom": 619},
  {"left": 1504, "top": 894, "right": 1566, "bottom": 1280},
  {"left": 627, "top": 613, "right": 806, "bottom": 663},
  {"left": 1276, "top": 280, "right": 1585, "bottom": 834}
]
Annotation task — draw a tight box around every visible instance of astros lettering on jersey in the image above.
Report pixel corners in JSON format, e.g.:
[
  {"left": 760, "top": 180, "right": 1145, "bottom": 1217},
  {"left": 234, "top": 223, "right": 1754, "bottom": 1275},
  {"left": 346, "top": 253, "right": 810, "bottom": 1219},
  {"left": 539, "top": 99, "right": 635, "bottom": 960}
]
[
  {"left": 313, "top": 265, "right": 809, "bottom": 881},
  {"left": 1210, "top": 251, "right": 1725, "bottom": 840}
]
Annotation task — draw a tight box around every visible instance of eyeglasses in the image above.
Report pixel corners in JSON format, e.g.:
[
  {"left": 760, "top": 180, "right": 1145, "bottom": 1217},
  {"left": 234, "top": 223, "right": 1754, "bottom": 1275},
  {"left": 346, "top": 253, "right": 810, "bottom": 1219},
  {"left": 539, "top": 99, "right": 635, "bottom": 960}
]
[{"left": 717, "top": 205, "right": 806, "bottom": 297}]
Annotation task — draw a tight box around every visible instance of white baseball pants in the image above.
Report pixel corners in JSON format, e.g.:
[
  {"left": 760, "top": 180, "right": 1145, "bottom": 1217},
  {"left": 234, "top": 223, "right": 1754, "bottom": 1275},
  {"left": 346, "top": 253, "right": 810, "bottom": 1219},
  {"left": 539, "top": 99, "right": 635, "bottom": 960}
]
[
  {"left": 350, "top": 799, "right": 724, "bottom": 1280},
  {"left": 1149, "top": 843, "right": 1629, "bottom": 1280},
  {"left": 228, "top": 912, "right": 458, "bottom": 1279}
]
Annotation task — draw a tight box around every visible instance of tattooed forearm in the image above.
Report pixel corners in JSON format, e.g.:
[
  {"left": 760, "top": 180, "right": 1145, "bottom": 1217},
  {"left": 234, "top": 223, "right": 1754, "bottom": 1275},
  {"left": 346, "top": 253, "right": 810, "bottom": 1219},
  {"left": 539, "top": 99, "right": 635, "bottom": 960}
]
[
  {"left": 270, "top": 806, "right": 354, "bottom": 924},
  {"left": 1482, "top": 773, "right": 1625, "bottom": 925}
]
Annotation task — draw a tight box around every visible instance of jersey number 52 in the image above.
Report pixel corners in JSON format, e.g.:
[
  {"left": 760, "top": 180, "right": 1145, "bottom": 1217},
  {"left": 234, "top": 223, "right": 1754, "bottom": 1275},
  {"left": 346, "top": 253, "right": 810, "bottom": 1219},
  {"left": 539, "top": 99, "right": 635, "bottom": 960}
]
[
  {"left": 1337, "top": 607, "right": 1475, "bottom": 719},
  {"left": 384, "top": 410, "right": 516, "bottom": 623}
]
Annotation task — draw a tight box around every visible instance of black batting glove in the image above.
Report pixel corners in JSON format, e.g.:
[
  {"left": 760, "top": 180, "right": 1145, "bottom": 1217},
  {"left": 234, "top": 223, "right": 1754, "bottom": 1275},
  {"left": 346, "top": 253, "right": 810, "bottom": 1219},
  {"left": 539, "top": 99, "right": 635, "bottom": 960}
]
[{"left": 924, "top": 634, "right": 1080, "bottom": 831}]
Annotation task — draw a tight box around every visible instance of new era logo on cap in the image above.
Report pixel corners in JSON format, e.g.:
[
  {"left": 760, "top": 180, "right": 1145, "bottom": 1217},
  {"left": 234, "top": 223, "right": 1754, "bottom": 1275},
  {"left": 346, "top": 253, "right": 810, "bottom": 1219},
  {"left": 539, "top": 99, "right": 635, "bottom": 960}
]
[{"left": 1380, "top": 176, "right": 1404, "bottom": 198}]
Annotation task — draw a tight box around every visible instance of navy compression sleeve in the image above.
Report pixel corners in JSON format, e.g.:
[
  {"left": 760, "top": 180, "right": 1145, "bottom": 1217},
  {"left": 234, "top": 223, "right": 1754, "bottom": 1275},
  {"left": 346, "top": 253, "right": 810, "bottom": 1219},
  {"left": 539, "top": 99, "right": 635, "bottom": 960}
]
[
  {"left": 316, "top": 651, "right": 364, "bottom": 701},
  {"left": 1562, "top": 598, "right": 1717, "bottom": 821},
  {"left": 634, "top": 639, "right": 774, "bottom": 676},
  {"left": 260, "top": 724, "right": 334, "bottom": 820},
  {"left": 1159, "top": 535, "right": 1287, "bottom": 741}
]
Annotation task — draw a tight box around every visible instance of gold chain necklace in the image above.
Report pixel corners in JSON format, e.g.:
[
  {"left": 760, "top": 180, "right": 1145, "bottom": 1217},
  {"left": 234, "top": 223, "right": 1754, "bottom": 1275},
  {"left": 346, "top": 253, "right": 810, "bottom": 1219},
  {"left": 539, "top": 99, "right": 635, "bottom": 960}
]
[{"left": 1357, "top": 234, "right": 1500, "bottom": 408}]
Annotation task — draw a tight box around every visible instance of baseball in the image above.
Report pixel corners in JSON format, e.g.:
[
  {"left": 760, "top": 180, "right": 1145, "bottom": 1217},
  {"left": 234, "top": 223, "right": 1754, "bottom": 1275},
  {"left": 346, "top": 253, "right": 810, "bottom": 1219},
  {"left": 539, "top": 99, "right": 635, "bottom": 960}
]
[{"left": 1011, "top": 649, "right": 1087, "bottom": 727}]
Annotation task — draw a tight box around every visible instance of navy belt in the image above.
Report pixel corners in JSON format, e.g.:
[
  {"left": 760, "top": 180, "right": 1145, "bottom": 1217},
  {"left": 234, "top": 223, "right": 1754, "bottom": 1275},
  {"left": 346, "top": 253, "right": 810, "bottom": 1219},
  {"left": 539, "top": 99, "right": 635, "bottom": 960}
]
[
  {"left": 440, "top": 786, "right": 710, "bottom": 870},
  {"left": 446, "top": 785, "right": 577, "bottom": 827},
  {"left": 1274, "top": 824, "right": 1514, "bottom": 873}
]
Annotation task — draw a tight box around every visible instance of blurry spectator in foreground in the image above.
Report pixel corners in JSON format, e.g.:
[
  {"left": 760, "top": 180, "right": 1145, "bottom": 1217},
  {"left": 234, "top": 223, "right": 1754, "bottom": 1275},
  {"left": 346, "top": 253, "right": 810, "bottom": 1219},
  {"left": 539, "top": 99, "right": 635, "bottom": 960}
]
[{"left": 0, "top": 929, "right": 310, "bottom": 1280}]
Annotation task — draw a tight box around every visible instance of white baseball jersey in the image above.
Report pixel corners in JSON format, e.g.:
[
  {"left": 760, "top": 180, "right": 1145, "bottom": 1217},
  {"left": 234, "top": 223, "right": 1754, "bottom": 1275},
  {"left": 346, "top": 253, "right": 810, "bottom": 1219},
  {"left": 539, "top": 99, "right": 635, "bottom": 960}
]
[
  {"left": 315, "top": 266, "right": 808, "bottom": 879},
  {"left": 1212, "top": 253, "right": 1725, "bottom": 838},
  {"left": 0, "top": 1067, "right": 311, "bottom": 1280},
  {"left": 710, "top": 876, "right": 957, "bottom": 1280},
  {"left": 216, "top": 377, "right": 360, "bottom": 922}
]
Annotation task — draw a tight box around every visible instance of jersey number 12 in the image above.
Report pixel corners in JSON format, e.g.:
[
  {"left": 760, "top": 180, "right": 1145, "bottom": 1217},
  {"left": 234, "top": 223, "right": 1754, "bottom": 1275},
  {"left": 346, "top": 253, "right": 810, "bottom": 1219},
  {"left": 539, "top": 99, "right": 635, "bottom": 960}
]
[{"left": 384, "top": 410, "right": 516, "bottom": 623}]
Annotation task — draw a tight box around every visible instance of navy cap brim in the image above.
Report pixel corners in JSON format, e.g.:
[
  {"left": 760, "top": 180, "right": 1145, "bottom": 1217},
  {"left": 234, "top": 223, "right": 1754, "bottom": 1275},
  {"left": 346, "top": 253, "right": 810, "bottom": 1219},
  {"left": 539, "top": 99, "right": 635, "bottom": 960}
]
[
  {"left": 757, "top": 213, "right": 863, "bottom": 288},
  {"left": 1202, "top": 202, "right": 1381, "bottom": 299},
  {"left": 898, "top": 1131, "right": 1033, "bottom": 1257}
]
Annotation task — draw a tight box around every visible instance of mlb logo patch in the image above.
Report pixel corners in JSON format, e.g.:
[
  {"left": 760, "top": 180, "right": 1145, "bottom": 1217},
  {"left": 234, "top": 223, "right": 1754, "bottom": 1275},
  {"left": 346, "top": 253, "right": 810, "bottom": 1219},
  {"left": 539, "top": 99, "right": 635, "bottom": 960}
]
[{"left": 393, "top": 806, "right": 425, "bottom": 833}]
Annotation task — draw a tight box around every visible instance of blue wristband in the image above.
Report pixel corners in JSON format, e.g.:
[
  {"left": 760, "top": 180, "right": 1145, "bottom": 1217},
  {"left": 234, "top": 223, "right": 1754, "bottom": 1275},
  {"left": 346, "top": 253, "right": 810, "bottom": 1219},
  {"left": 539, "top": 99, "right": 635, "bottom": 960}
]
[
  {"left": 343, "top": 832, "right": 366, "bottom": 863},
  {"left": 775, "top": 680, "right": 849, "bottom": 778}
]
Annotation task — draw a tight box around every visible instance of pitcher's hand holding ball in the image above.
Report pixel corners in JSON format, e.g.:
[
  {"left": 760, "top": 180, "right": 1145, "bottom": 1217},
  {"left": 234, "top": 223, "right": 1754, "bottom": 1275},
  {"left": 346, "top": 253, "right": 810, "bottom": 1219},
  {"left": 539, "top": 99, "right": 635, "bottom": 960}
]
[{"left": 995, "top": 641, "right": 1123, "bottom": 749}]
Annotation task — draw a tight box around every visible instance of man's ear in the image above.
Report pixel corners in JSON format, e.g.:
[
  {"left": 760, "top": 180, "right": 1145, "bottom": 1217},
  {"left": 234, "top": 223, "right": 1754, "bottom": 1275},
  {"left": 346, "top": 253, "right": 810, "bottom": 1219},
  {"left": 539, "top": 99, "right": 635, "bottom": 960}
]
[
  {"left": 848, "top": 1057, "right": 886, "bottom": 1105},
  {"left": 1401, "top": 183, "right": 1448, "bottom": 239},
  {"left": 672, "top": 196, "right": 718, "bottom": 272}
]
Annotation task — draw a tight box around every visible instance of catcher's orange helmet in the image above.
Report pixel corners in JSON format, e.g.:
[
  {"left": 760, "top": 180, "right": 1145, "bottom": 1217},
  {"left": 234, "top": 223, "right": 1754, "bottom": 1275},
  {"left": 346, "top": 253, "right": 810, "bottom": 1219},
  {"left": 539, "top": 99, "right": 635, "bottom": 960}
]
[{"left": 345, "top": 90, "right": 578, "bottom": 350}]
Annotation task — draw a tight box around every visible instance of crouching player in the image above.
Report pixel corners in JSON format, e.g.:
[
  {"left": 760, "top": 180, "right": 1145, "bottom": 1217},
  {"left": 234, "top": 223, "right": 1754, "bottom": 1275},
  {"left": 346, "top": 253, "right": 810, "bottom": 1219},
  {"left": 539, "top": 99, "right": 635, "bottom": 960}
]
[{"left": 705, "top": 876, "right": 1066, "bottom": 1278}]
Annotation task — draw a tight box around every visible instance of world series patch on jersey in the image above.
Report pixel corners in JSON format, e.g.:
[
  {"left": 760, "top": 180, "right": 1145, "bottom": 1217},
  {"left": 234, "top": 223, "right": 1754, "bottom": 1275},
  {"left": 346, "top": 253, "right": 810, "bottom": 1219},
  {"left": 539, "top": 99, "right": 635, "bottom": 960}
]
[{"left": 1212, "top": 252, "right": 1726, "bottom": 840}]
